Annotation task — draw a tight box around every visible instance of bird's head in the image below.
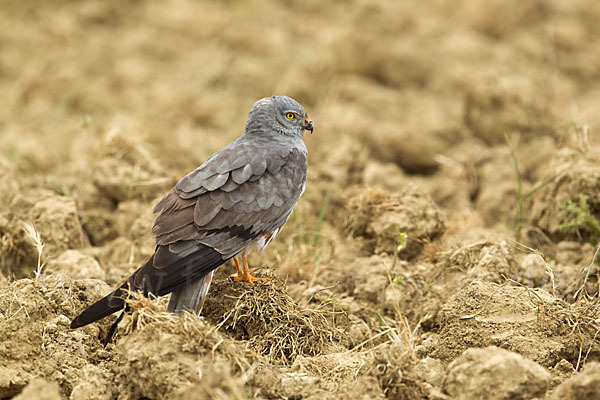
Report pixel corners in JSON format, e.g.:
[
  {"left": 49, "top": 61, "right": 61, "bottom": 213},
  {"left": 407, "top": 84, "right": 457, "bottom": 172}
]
[{"left": 246, "top": 95, "right": 313, "bottom": 137}]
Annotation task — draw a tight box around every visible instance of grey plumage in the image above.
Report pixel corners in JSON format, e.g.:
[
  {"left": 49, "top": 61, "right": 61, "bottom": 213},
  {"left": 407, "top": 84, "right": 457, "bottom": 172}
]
[
  {"left": 166, "top": 270, "right": 214, "bottom": 313},
  {"left": 71, "top": 95, "right": 313, "bottom": 331}
]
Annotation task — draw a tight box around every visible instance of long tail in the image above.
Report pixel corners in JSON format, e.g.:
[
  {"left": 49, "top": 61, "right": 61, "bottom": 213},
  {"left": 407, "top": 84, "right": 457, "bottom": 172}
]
[
  {"left": 70, "top": 266, "right": 218, "bottom": 329},
  {"left": 166, "top": 268, "right": 216, "bottom": 313},
  {"left": 71, "top": 243, "right": 226, "bottom": 330},
  {"left": 70, "top": 271, "right": 137, "bottom": 329}
]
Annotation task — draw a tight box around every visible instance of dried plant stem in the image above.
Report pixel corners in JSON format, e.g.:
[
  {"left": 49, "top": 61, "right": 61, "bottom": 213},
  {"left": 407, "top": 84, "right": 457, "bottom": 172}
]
[{"left": 22, "top": 222, "right": 45, "bottom": 280}]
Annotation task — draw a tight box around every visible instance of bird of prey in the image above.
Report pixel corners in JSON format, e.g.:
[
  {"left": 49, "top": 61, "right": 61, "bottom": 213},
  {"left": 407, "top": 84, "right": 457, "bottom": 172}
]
[{"left": 71, "top": 95, "right": 313, "bottom": 331}]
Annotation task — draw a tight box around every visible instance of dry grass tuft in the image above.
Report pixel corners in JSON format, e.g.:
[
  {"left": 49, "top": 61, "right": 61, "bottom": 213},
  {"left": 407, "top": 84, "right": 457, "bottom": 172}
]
[
  {"left": 122, "top": 290, "right": 209, "bottom": 339},
  {"left": 560, "top": 298, "right": 600, "bottom": 370},
  {"left": 204, "top": 277, "right": 345, "bottom": 364},
  {"left": 560, "top": 244, "right": 600, "bottom": 370},
  {"left": 437, "top": 241, "right": 489, "bottom": 271},
  {"left": 119, "top": 288, "right": 263, "bottom": 379},
  {"left": 349, "top": 313, "right": 425, "bottom": 399}
]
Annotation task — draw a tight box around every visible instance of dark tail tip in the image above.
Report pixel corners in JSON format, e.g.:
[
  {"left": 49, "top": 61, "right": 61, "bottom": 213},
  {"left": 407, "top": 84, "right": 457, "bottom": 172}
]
[
  {"left": 70, "top": 291, "right": 125, "bottom": 329},
  {"left": 103, "top": 310, "right": 126, "bottom": 346}
]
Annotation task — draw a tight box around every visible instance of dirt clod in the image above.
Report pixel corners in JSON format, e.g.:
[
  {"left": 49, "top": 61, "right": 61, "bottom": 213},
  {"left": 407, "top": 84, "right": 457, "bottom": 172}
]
[
  {"left": 47, "top": 250, "right": 105, "bottom": 280},
  {"left": 431, "top": 280, "right": 586, "bottom": 368},
  {"left": 464, "top": 74, "right": 556, "bottom": 145},
  {"left": 550, "top": 362, "right": 600, "bottom": 400},
  {"left": 13, "top": 378, "right": 62, "bottom": 400},
  {"left": 444, "top": 346, "right": 551, "bottom": 399},
  {"left": 527, "top": 158, "right": 600, "bottom": 244},
  {"left": 0, "top": 275, "right": 111, "bottom": 398},
  {"left": 69, "top": 365, "right": 114, "bottom": 400},
  {"left": 345, "top": 187, "right": 446, "bottom": 258},
  {"left": 28, "top": 195, "right": 87, "bottom": 255}
]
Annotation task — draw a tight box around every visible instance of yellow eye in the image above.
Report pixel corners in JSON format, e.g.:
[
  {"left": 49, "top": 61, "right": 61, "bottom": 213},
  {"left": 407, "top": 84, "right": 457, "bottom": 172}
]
[{"left": 286, "top": 112, "right": 295, "bottom": 119}]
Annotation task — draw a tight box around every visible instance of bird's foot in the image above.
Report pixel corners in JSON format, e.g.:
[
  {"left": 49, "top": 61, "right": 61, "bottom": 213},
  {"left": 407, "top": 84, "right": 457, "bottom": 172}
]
[{"left": 230, "top": 271, "right": 270, "bottom": 285}]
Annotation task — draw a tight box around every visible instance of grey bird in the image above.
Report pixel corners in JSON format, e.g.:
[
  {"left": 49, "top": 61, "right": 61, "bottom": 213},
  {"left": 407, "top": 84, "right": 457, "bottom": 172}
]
[{"left": 71, "top": 95, "right": 313, "bottom": 332}]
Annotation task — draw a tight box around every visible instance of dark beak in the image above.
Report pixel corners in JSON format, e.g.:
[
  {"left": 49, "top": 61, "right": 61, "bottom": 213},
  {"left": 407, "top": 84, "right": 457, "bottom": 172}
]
[{"left": 304, "top": 118, "right": 313, "bottom": 134}]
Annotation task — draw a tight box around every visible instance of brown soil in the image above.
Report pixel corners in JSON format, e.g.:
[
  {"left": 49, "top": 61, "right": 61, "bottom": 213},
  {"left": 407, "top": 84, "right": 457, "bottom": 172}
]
[{"left": 2, "top": 0, "right": 600, "bottom": 399}]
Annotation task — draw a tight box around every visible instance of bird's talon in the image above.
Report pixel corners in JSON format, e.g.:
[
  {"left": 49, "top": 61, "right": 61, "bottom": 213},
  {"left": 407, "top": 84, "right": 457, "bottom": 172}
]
[{"left": 230, "top": 272, "right": 270, "bottom": 285}]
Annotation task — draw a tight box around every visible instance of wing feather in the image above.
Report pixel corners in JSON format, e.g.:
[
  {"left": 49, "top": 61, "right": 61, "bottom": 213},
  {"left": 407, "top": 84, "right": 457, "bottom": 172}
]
[
  {"left": 227, "top": 188, "right": 244, "bottom": 203},
  {"left": 209, "top": 190, "right": 236, "bottom": 210},
  {"left": 231, "top": 164, "right": 253, "bottom": 184},
  {"left": 220, "top": 177, "right": 239, "bottom": 192},
  {"left": 194, "top": 199, "right": 221, "bottom": 226},
  {"left": 203, "top": 173, "right": 229, "bottom": 191}
]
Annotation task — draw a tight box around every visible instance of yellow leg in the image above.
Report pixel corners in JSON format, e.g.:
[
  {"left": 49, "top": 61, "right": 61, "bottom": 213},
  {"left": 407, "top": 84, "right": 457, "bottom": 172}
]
[
  {"left": 242, "top": 255, "right": 251, "bottom": 278},
  {"left": 231, "top": 256, "right": 244, "bottom": 277},
  {"left": 230, "top": 254, "right": 270, "bottom": 285}
]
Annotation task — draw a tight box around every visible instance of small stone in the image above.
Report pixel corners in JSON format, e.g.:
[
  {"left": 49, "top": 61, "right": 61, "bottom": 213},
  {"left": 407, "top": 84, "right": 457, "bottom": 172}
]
[
  {"left": 520, "top": 253, "right": 549, "bottom": 287},
  {"left": 56, "top": 315, "right": 70, "bottom": 326},
  {"left": 44, "top": 323, "right": 58, "bottom": 334}
]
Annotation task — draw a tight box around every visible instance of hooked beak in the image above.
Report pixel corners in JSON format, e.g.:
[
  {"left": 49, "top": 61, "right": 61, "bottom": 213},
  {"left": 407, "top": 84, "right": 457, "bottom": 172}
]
[{"left": 304, "top": 117, "right": 313, "bottom": 134}]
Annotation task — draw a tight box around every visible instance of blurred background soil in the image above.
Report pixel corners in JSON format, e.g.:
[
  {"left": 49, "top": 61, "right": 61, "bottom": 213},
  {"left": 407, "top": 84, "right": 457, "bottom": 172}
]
[{"left": 1, "top": 0, "right": 600, "bottom": 399}]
